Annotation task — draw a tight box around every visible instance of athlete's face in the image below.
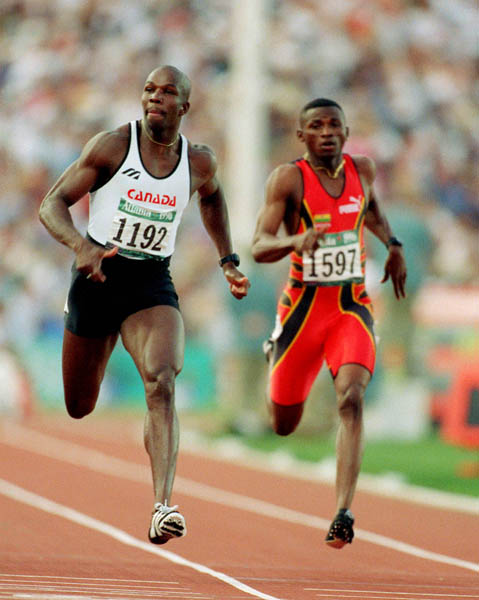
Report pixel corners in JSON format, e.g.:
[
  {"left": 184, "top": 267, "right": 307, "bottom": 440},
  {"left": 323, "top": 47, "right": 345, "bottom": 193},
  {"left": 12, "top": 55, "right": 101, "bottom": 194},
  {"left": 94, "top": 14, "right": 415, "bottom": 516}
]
[
  {"left": 297, "top": 106, "right": 349, "bottom": 158},
  {"left": 141, "top": 68, "right": 190, "bottom": 129}
]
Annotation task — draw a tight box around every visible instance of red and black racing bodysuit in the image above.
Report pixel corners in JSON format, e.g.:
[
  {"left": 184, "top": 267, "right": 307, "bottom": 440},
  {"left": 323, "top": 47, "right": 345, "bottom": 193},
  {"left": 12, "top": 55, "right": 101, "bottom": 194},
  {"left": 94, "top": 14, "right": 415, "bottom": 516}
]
[{"left": 269, "top": 154, "right": 376, "bottom": 406}]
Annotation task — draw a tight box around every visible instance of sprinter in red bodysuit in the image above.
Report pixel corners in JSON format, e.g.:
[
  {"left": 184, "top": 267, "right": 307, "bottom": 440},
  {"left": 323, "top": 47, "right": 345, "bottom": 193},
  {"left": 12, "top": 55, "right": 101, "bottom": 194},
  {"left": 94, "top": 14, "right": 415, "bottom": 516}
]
[{"left": 252, "top": 98, "right": 406, "bottom": 549}]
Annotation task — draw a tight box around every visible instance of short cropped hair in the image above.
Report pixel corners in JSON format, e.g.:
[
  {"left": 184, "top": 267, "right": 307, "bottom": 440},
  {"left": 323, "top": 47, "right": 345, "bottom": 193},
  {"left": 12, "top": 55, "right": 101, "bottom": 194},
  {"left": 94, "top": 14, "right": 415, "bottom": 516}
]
[{"left": 300, "top": 98, "right": 344, "bottom": 124}]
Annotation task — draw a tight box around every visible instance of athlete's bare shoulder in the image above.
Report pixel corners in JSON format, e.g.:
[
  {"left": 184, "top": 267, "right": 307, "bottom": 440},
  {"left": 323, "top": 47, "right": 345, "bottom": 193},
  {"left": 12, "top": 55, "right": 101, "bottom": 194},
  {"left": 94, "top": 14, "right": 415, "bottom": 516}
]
[
  {"left": 81, "top": 124, "right": 130, "bottom": 169},
  {"left": 350, "top": 154, "right": 376, "bottom": 185},
  {"left": 271, "top": 161, "right": 302, "bottom": 181},
  {"left": 267, "top": 162, "right": 303, "bottom": 198},
  {"left": 188, "top": 142, "right": 217, "bottom": 181},
  {"left": 72, "top": 123, "right": 131, "bottom": 191}
]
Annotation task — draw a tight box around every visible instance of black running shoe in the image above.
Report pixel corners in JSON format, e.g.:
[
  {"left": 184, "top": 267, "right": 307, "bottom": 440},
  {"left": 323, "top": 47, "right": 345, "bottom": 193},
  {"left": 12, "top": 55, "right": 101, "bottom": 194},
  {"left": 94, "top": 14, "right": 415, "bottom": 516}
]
[{"left": 325, "top": 508, "right": 354, "bottom": 549}]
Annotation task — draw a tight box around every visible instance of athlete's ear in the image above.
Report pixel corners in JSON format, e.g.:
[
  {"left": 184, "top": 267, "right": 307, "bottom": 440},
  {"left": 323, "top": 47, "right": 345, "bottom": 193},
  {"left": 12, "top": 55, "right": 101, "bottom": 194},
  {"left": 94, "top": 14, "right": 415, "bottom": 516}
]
[
  {"left": 296, "top": 128, "right": 304, "bottom": 143},
  {"left": 179, "top": 102, "right": 190, "bottom": 116},
  {"left": 345, "top": 126, "right": 350, "bottom": 140}
]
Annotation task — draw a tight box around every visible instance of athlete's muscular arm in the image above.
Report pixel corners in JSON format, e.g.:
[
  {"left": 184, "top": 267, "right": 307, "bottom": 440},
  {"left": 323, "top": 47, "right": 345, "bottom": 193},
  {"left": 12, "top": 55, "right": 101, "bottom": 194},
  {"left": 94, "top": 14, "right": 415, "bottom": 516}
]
[
  {"left": 357, "top": 156, "right": 393, "bottom": 244},
  {"left": 355, "top": 155, "right": 407, "bottom": 299},
  {"left": 190, "top": 144, "right": 250, "bottom": 299},
  {"left": 39, "top": 129, "right": 126, "bottom": 282},
  {"left": 251, "top": 164, "right": 327, "bottom": 263}
]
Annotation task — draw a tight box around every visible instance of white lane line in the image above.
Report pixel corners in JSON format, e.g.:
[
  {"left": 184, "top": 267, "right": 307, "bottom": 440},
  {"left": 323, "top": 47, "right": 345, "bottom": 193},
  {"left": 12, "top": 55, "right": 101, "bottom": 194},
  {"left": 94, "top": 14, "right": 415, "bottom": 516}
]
[
  {"left": 0, "top": 478, "right": 282, "bottom": 600},
  {"left": 0, "top": 587, "right": 204, "bottom": 599},
  {"left": 308, "top": 596, "right": 478, "bottom": 600},
  {"left": 0, "top": 584, "right": 192, "bottom": 594},
  {"left": 2, "top": 425, "right": 478, "bottom": 574},
  {"left": 171, "top": 479, "right": 479, "bottom": 575},
  {"left": 0, "top": 582, "right": 204, "bottom": 595},
  {"left": 0, "top": 575, "right": 178, "bottom": 582},
  {"left": 2, "top": 592, "right": 95, "bottom": 600},
  {"left": 1, "top": 596, "right": 208, "bottom": 600},
  {"left": 186, "top": 436, "right": 479, "bottom": 515},
  {"left": 0, "top": 576, "right": 189, "bottom": 590},
  {"left": 305, "top": 589, "right": 479, "bottom": 598}
]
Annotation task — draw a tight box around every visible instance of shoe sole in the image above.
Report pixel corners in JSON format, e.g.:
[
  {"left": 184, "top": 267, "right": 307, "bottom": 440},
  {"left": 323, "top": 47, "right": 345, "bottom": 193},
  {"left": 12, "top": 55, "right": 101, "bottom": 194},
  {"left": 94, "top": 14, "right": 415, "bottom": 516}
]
[
  {"left": 149, "top": 511, "right": 186, "bottom": 545},
  {"left": 325, "top": 537, "right": 348, "bottom": 549}
]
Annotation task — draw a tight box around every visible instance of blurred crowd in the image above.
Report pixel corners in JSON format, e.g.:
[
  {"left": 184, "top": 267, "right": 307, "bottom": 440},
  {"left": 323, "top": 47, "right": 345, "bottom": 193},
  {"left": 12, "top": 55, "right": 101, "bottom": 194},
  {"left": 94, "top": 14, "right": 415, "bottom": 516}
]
[{"left": 0, "top": 0, "right": 477, "bottom": 418}]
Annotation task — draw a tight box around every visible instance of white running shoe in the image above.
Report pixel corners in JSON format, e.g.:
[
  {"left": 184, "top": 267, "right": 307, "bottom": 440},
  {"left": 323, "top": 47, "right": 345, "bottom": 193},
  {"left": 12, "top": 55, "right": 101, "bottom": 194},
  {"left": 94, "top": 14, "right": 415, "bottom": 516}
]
[
  {"left": 148, "top": 501, "right": 186, "bottom": 545},
  {"left": 262, "top": 338, "right": 273, "bottom": 363}
]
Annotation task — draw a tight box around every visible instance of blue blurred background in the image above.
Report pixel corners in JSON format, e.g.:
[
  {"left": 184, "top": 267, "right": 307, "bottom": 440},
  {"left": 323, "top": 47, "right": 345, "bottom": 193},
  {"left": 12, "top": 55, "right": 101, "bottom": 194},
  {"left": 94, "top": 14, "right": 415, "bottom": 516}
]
[{"left": 0, "top": 0, "right": 478, "bottom": 446}]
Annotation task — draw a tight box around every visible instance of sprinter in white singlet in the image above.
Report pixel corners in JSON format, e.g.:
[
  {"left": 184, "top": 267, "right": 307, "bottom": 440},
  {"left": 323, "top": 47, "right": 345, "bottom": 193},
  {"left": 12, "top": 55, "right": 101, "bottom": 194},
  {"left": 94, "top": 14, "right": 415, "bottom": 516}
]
[{"left": 39, "top": 65, "right": 250, "bottom": 546}]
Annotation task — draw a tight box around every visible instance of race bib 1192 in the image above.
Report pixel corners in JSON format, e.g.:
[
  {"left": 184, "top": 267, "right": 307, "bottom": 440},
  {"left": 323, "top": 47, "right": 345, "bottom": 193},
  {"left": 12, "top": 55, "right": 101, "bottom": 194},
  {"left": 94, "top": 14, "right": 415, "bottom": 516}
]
[{"left": 107, "top": 198, "right": 176, "bottom": 260}]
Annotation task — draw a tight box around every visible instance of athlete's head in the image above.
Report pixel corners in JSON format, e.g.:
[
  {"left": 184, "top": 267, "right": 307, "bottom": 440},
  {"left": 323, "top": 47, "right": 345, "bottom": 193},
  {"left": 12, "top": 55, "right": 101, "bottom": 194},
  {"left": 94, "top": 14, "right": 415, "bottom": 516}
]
[
  {"left": 297, "top": 98, "right": 348, "bottom": 158},
  {"left": 299, "top": 98, "right": 344, "bottom": 126},
  {"left": 142, "top": 65, "right": 191, "bottom": 129}
]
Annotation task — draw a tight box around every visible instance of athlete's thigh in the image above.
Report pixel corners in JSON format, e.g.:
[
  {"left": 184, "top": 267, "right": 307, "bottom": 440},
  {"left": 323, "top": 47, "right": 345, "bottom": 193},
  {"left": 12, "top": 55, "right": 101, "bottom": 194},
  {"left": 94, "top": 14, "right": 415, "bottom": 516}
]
[
  {"left": 62, "top": 328, "right": 119, "bottom": 410},
  {"left": 120, "top": 305, "right": 185, "bottom": 379},
  {"left": 325, "top": 312, "right": 376, "bottom": 379},
  {"left": 270, "top": 320, "right": 325, "bottom": 406}
]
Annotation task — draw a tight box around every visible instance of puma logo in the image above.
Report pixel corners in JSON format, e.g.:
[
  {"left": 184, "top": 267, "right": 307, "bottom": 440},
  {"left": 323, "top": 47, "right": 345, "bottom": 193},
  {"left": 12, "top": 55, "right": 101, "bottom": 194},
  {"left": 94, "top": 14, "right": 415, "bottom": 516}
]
[{"left": 339, "top": 195, "right": 363, "bottom": 214}]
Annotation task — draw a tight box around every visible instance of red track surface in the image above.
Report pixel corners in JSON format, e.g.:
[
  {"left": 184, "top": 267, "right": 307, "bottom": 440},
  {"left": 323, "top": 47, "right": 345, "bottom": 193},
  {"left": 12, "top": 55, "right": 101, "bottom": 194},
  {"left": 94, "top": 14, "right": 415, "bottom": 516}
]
[{"left": 1, "top": 413, "right": 478, "bottom": 600}]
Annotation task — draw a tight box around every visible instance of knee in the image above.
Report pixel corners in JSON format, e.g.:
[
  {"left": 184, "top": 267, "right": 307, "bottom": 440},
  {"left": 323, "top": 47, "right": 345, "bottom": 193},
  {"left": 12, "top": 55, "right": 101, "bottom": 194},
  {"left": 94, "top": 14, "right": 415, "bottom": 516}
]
[
  {"left": 144, "top": 365, "right": 177, "bottom": 410},
  {"left": 64, "top": 381, "right": 100, "bottom": 419},
  {"left": 269, "top": 400, "right": 303, "bottom": 436},
  {"left": 337, "top": 383, "right": 365, "bottom": 423},
  {"left": 272, "top": 421, "right": 296, "bottom": 436},
  {"left": 66, "top": 402, "right": 94, "bottom": 419}
]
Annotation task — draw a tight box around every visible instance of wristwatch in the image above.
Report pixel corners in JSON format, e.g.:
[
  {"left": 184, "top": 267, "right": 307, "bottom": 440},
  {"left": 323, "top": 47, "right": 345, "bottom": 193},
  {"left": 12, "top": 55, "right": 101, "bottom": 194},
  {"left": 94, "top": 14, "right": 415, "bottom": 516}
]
[
  {"left": 386, "top": 236, "right": 403, "bottom": 248},
  {"left": 219, "top": 253, "right": 240, "bottom": 267}
]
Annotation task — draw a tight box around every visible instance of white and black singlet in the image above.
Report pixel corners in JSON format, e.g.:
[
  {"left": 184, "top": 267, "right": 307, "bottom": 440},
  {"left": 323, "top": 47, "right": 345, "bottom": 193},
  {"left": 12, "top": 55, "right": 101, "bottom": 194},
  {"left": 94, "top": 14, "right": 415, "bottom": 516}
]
[{"left": 65, "top": 121, "right": 191, "bottom": 337}]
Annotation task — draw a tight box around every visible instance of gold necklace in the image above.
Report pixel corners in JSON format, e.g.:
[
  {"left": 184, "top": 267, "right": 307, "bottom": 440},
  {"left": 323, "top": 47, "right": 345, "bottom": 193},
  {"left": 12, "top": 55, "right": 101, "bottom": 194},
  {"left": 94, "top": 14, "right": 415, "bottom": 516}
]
[
  {"left": 142, "top": 124, "right": 178, "bottom": 147},
  {"left": 304, "top": 153, "right": 345, "bottom": 179}
]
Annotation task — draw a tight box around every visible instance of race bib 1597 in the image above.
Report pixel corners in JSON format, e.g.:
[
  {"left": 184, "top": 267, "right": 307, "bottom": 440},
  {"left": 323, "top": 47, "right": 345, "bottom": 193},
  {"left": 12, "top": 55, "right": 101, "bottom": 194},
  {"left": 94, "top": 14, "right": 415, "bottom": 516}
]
[{"left": 302, "top": 230, "right": 363, "bottom": 286}]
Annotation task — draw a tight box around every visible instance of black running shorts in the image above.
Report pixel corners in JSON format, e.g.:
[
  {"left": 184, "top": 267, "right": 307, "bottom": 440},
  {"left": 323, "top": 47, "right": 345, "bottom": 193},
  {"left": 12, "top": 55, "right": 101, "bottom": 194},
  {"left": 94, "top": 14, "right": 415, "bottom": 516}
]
[{"left": 64, "top": 246, "right": 180, "bottom": 338}]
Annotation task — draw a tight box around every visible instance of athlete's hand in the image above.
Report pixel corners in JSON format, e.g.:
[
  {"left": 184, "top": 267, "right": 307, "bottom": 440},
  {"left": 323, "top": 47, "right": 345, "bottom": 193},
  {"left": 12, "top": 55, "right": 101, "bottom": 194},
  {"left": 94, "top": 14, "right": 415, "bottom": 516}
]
[
  {"left": 75, "top": 239, "right": 118, "bottom": 283},
  {"left": 222, "top": 266, "right": 250, "bottom": 300},
  {"left": 292, "top": 224, "right": 329, "bottom": 254},
  {"left": 382, "top": 246, "right": 407, "bottom": 299}
]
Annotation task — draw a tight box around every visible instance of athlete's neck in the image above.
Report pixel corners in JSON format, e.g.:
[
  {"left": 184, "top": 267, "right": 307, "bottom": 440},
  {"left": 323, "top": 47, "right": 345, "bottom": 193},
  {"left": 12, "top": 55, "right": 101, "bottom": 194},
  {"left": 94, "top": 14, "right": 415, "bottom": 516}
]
[
  {"left": 304, "top": 153, "right": 345, "bottom": 179},
  {"left": 141, "top": 120, "right": 179, "bottom": 148}
]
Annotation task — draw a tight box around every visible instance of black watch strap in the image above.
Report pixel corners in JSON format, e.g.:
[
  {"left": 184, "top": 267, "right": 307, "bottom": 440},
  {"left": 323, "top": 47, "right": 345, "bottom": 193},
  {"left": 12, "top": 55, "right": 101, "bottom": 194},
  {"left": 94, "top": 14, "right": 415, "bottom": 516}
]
[
  {"left": 219, "top": 253, "right": 240, "bottom": 267},
  {"left": 386, "top": 236, "right": 403, "bottom": 248}
]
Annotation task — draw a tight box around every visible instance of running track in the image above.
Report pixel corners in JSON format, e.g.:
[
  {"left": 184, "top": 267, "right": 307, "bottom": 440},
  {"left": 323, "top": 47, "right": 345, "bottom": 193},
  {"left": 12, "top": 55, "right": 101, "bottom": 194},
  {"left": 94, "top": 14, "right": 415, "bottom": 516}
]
[{"left": 1, "top": 414, "right": 478, "bottom": 600}]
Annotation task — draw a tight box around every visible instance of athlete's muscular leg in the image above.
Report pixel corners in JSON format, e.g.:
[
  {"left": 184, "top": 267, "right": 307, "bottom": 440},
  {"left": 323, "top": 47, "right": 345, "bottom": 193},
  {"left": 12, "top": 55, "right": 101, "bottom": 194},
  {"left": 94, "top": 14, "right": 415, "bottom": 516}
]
[
  {"left": 62, "top": 329, "right": 119, "bottom": 418},
  {"left": 266, "top": 307, "right": 322, "bottom": 436},
  {"left": 120, "top": 305, "right": 184, "bottom": 504},
  {"left": 333, "top": 364, "right": 370, "bottom": 511}
]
